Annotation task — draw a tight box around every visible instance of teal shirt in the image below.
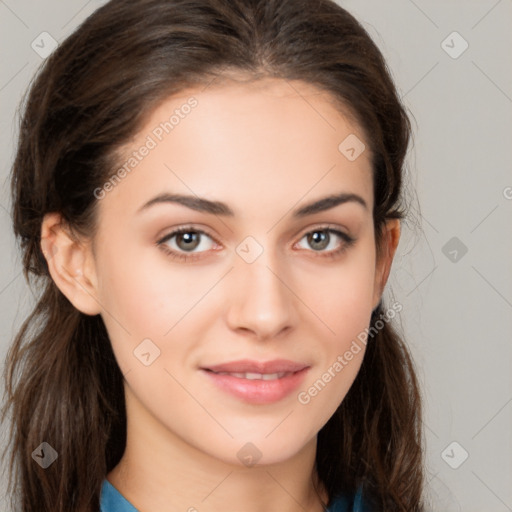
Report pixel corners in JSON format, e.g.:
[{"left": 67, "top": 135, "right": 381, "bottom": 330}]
[{"left": 100, "top": 479, "right": 369, "bottom": 511}]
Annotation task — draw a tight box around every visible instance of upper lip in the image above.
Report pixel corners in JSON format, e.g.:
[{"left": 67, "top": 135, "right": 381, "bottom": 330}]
[{"left": 202, "top": 359, "right": 309, "bottom": 374}]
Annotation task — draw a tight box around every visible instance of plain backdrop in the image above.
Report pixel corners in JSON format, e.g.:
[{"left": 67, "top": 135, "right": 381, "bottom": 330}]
[{"left": 1, "top": 1, "right": 511, "bottom": 510}]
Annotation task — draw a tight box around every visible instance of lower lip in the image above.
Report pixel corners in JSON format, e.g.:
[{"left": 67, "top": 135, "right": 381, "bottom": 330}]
[{"left": 201, "top": 368, "right": 310, "bottom": 405}]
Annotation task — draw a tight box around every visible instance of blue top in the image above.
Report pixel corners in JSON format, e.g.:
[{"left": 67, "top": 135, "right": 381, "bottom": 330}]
[{"left": 100, "top": 479, "right": 369, "bottom": 511}]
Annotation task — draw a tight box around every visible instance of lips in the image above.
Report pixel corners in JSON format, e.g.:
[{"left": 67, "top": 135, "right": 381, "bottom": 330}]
[
  {"left": 200, "top": 359, "right": 310, "bottom": 404},
  {"left": 203, "top": 359, "right": 309, "bottom": 374},
  {"left": 212, "top": 371, "right": 289, "bottom": 380}
]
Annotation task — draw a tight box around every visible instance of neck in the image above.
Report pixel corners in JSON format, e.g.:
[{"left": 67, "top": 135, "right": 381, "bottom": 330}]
[{"left": 107, "top": 387, "right": 329, "bottom": 512}]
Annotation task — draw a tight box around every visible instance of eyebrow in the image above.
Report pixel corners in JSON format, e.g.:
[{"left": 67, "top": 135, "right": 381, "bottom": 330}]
[{"left": 137, "top": 191, "right": 367, "bottom": 217}]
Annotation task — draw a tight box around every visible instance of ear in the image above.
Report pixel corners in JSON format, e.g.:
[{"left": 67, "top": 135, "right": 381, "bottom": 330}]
[
  {"left": 372, "top": 218, "right": 401, "bottom": 310},
  {"left": 40, "top": 213, "right": 102, "bottom": 315}
]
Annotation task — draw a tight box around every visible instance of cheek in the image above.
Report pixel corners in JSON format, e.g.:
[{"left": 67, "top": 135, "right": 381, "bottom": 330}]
[
  {"left": 95, "top": 241, "right": 223, "bottom": 372},
  {"left": 296, "top": 241, "right": 377, "bottom": 340},
  {"left": 96, "top": 238, "right": 195, "bottom": 328},
  {"left": 293, "top": 242, "right": 376, "bottom": 410}
]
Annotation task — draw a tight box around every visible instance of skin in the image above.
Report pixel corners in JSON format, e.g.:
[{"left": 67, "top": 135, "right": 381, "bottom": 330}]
[{"left": 41, "top": 77, "right": 400, "bottom": 512}]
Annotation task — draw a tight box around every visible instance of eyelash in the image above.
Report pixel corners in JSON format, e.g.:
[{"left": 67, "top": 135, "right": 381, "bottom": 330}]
[{"left": 156, "top": 225, "right": 355, "bottom": 262}]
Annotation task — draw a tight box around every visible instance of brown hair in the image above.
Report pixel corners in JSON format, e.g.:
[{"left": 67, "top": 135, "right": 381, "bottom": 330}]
[{"left": 1, "top": 0, "right": 424, "bottom": 510}]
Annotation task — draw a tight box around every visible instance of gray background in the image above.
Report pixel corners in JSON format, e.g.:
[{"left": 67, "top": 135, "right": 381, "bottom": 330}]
[{"left": 1, "top": 1, "right": 511, "bottom": 510}]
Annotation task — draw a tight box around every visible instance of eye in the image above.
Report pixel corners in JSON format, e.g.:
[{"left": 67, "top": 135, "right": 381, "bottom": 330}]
[
  {"left": 295, "top": 227, "right": 355, "bottom": 257},
  {"left": 156, "top": 225, "right": 355, "bottom": 263},
  {"left": 157, "top": 227, "right": 217, "bottom": 261}
]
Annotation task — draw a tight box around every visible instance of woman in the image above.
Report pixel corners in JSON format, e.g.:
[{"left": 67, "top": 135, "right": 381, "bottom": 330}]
[{"left": 1, "top": 0, "right": 424, "bottom": 510}]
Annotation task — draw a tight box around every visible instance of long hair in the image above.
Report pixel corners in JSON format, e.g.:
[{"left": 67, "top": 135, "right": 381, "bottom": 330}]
[{"left": 1, "top": 0, "right": 423, "bottom": 510}]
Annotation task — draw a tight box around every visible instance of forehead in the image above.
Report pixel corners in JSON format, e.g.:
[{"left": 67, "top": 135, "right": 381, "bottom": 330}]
[{"left": 100, "top": 77, "right": 373, "bottom": 220}]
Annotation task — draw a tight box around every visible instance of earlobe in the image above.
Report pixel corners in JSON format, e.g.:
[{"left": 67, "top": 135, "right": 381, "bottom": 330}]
[
  {"left": 372, "top": 219, "right": 401, "bottom": 310},
  {"left": 40, "top": 213, "right": 102, "bottom": 316}
]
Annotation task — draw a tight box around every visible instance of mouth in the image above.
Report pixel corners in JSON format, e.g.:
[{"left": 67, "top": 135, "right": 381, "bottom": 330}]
[
  {"left": 200, "top": 359, "right": 310, "bottom": 404},
  {"left": 205, "top": 370, "right": 295, "bottom": 380}
]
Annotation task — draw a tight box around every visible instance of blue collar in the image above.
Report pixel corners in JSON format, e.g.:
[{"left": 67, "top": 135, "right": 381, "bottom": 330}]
[
  {"left": 100, "top": 479, "right": 138, "bottom": 512},
  {"left": 100, "top": 479, "right": 367, "bottom": 512}
]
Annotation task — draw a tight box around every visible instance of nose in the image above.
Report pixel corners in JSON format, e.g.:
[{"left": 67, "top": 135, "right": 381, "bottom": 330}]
[{"left": 225, "top": 249, "right": 297, "bottom": 340}]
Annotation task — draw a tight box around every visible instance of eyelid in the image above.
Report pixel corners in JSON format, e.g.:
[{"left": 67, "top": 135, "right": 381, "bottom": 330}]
[
  {"left": 295, "top": 222, "right": 350, "bottom": 240},
  {"left": 156, "top": 224, "right": 219, "bottom": 246},
  {"left": 293, "top": 224, "right": 354, "bottom": 253},
  {"left": 157, "top": 223, "right": 350, "bottom": 246},
  {"left": 156, "top": 225, "right": 221, "bottom": 263}
]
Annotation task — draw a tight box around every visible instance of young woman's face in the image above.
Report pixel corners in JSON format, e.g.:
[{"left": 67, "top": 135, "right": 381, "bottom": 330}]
[{"left": 90, "top": 78, "right": 386, "bottom": 466}]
